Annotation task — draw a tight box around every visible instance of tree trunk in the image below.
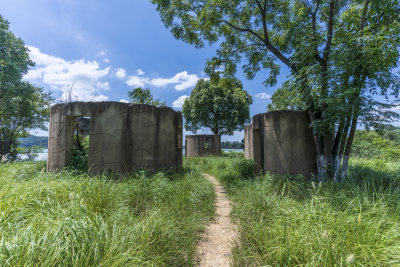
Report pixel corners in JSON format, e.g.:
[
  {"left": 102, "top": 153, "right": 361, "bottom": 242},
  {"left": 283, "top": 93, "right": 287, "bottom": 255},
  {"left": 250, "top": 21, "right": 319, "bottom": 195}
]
[
  {"left": 307, "top": 109, "right": 327, "bottom": 181},
  {"left": 340, "top": 109, "right": 359, "bottom": 181},
  {"left": 332, "top": 116, "right": 346, "bottom": 182}
]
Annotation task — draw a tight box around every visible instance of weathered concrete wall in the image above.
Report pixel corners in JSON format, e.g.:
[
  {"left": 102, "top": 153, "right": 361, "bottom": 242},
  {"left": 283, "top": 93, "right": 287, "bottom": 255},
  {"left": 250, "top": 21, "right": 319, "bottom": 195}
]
[
  {"left": 76, "top": 117, "right": 90, "bottom": 137},
  {"left": 244, "top": 124, "right": 253, "bottom": 159},
  {"left": 47, "top": 102, "right": 182, "bottom": 175},
  {"left": 244, "top": 110, "right": 317, "bottom": 177},
  {"left": 185, "top": 135, "right": 221, "bottom": 158}
]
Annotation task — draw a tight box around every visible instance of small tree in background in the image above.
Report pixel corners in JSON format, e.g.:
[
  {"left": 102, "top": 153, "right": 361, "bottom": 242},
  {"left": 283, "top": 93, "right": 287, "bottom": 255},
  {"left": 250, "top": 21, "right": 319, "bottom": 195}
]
[
  {"left": 182, "top": 77, "right": 252, "bottom": 136},
  {"left": 17, "top": 146, "right": 44, "bottom": 161},
  {"left": 128, "top": 87, "right": 166, "bottom": 106},
  {"left": 0, "top": 81, "right": 52, "bottom": 159}
]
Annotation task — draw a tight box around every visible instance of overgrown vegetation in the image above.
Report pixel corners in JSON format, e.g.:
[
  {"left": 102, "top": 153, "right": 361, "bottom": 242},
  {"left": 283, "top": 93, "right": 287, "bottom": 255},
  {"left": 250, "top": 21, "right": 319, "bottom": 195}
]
[
  {"left": 187, "top": 155, "right": 400, "bottom": 266},
  {"left": 351, "top": 129, "right": 400, "bottom": 160},
  {"left": 67, "top": 135, "right": 89, "bottom": 173},
  {"left": 0, "top": 161, "right": 214, "bottom": 266}
]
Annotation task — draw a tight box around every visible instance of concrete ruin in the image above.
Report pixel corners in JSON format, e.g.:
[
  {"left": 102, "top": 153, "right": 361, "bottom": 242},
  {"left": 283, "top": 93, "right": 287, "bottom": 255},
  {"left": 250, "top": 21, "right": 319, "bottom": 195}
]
[
  {"left": 245, "top": 110, "right": 317, "bottom": 177},
  {"left": 47, "top": 102, "right": 182, "bottom": 175},
  {"left": 185, "top": 135, "right": 221, "bottom": 158}
]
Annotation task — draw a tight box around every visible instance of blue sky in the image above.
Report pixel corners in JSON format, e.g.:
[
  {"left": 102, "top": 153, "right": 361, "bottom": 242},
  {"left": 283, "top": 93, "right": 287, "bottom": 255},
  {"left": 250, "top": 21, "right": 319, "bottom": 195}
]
[{"left": 1, "top": 0, "right": 291, "bottom": 141}]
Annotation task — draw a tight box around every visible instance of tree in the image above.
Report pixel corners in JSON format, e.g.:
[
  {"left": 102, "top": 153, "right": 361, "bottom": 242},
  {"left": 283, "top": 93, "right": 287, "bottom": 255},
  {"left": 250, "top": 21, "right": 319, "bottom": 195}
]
[
  {"left": 0, "top": 16, "right": 52, "bottom": 159},
  {"left": 0, "top": 15, "right": 33, "bottom": 99},
  {"left": 267, "top": 81, "right": 306, "bottom": 111},
  {"left": 128, "top": 87, "right": 166, "bottom": 106},
  {"left": 182, "top": 77, "right": 252, "bottom": 136},
  {"left": 0, "top": 82, "right": 52, "bottom": 159},
  {"left": 152, "top": 0, "right": 400, "bottom": 181}
]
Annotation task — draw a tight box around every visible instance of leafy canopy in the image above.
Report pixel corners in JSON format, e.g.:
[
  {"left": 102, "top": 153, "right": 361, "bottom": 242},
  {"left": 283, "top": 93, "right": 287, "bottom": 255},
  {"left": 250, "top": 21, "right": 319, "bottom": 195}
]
[
  {"left": 267, "top": 81, "right": 306, "bottom": 111},
  {"left": 0, "top": 15, "right": 52, "bottom": 158},
  {"left": 153, "top": 0, "right": 400, "bottom": 180},
  {"left": 182, "top": 77, "right": 252, "bottom": 136},
  {"left": 128, "top": 87, "right": 166, "bottom": 106}
]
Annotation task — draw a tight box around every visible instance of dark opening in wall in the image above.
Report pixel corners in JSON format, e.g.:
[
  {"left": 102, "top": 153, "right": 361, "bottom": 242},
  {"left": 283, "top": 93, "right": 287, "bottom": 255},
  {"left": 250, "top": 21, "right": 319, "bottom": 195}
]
[{"left": 68, "top": 117, "right": 90, "bottom": 172}]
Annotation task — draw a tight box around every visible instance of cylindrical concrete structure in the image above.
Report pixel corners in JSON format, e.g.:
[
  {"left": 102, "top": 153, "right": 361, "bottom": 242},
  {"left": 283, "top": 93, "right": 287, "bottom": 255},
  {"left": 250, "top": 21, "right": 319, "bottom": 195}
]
[
  {"left": 245, "top": 110, "right": 317, "bottom": 177},
  {"left": 47, "top": 102, "right": 182, "bottom": 175},
  {"left": 185, "top": 135, "right": 221, "bottom": 158}
]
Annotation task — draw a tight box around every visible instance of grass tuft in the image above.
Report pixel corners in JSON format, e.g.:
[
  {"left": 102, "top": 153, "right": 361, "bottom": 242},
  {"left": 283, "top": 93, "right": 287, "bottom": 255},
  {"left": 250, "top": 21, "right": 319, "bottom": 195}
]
[
  {"left": 0, "top": 161, "right": 214, "bottom": 266},
  {"left": 188, "top": 155, "right": 400, "bottom": 266}
]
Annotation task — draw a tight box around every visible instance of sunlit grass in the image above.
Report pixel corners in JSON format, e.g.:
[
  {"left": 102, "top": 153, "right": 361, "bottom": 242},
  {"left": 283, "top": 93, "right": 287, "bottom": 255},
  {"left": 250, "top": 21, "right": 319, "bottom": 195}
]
[
  {"left": 187, "top": 155, "right": 400, "bottom": 266},
  {"left": 0, "top": 161, "right": 214, "bottom": 266}
]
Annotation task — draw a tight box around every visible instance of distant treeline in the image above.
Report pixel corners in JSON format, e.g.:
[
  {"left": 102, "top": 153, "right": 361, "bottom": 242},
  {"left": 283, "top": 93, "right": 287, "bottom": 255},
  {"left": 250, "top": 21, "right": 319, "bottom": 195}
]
[
  {"left": 19, "top": 135, "right": 48, "bottom": 148},
  {"left": 221, "top": 140, "right": 244, "bottom": 149}
]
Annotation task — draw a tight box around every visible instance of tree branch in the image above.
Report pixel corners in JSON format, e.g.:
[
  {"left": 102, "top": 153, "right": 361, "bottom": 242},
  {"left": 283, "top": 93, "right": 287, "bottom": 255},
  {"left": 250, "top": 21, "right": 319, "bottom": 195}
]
[
  {"left": 359, "top": 0, "right": 370, "bottom": 32},
  {"left": 254, "top": 0, "right": 298, "bottom": 72},
  {"left": 323, "top": 0, "right": 335, "bottom": 60}
]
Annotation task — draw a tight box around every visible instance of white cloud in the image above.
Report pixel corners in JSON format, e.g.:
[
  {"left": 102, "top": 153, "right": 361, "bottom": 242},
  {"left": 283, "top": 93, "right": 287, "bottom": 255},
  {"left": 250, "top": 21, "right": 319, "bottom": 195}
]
[
  {"left": 172, "top": 95, "right": 189, "bottom": 108},
  {"left": 96, "top": 81, "right": 110, "bottom": 91},
  {"left": 96, "top": 50, "right": 106, "bottom": 57},
  {"left": 255, "top": 92, "right": 272, "bottom": 100},
  {"left": 126, "top": 76, "right": 149, "bottom": 88},
  {"left": 115, "top": 68, "right": 126, "bottom": 79},
  {"left": 124, "top": 71, "right": 200, "bottom": 91},
  {"left": 103, "top": 58, "right": 110, "bottom": 63},
  {"left": 136, "top": 69, "right": 145, "bottom": 75},
  {"left": 24, "top": 46, "right": 111, "bottom": 101},
  {"left": 119, "top": 99, "right": 129, "bottom": 103},
  {"left": 150, "top": 71, "right": 200, "bottom": 91}
]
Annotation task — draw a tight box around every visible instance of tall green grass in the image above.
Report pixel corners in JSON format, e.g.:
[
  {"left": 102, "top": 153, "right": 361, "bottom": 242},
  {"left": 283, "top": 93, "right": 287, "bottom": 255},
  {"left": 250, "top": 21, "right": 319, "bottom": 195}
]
[
  {"left": 187, "top": 155, "right": 400, "bottom": 266},
  {"left": 0, "top": 161, "right": 214, "bottom": 266}
]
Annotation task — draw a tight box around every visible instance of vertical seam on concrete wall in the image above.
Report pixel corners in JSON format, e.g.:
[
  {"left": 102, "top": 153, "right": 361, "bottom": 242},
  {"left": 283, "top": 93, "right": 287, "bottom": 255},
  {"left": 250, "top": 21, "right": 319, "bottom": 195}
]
[
  {"left": 123, "top": 106, "right": 131, "bottom": 173},
  {"left": 155, "top": 108, "right": 160, "bottom": 170}
]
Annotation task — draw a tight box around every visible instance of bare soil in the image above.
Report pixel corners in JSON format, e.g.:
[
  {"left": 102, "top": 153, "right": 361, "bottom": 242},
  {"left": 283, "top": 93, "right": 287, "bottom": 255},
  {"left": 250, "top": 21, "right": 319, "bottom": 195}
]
[{"left": 196, "top": 173, "right": 238, "bottom": 267}]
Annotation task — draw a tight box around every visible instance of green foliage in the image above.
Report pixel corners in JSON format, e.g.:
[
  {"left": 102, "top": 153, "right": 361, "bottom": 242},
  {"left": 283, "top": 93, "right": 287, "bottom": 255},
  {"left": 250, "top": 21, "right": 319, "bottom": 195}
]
[
  {"left": 67, "top": 135, "right": 89, "bottom": 173},
  {"left": 0, "top": 161, "right": 214, "bottom": 266},
  {"left": 0, "top": 15, "right": 32, "bottom": 86},
  {"left": 128, "top": 87, "right": 166, "bottom": 106},
  {"left": 351, "top": 129, "right": 400, "bottom": 160},
  {"left": 152, "top": 0, "right": 400, "bottom": 180},
  {"left": 189, "top": 156, "right": 400, "bottom": 266},
  {"left": 0, "top": 16, "right": 52, "bottom": 159},
  {"left": 182, "top": 77, "right": 252, "bottom": 135},
  {"left": 17, "top": 146, "right": 44, "bottom": 161},
  {"left": 267, "top": 80, "right": 306, "bottom": 111}
]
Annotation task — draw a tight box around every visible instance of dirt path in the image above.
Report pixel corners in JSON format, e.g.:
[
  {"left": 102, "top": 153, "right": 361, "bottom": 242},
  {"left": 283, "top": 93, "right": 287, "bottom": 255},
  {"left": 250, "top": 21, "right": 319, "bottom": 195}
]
[{"left": 196, "top": 173, "right": 238, "bottom": 267}]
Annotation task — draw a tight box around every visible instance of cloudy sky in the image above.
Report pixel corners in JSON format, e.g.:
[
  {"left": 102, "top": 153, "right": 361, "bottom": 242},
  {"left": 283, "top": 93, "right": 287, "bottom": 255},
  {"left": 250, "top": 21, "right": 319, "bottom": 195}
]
[{"left": 1, "top": 0, "right": 291, "bottom": 141}]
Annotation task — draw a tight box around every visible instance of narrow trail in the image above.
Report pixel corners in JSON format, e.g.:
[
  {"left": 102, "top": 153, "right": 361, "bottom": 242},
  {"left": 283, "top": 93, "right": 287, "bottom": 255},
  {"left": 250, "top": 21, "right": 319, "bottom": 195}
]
[{"left": 196, "top": 173, "right": 238, "bottom": 267}]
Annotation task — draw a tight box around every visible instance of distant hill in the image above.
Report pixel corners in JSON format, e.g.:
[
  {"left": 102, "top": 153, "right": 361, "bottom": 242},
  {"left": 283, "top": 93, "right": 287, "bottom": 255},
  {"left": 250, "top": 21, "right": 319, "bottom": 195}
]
[{"left": 19, "top": 135, "right": 48, "bottom": 148}]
